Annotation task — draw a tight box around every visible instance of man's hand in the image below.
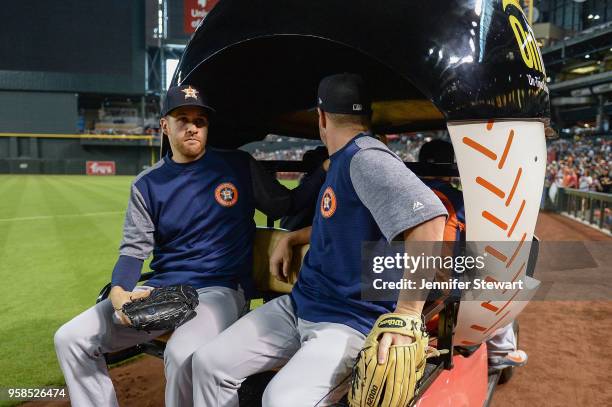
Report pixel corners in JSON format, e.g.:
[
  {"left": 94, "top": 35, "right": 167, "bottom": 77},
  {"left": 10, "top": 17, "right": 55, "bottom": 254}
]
[
  {"left": 377, "top": 310, "right": 422, "bottom": 364},
  {"left": 109, "top": 286, "right": 151, "bottom": 325},
  {"left": 374, "top": 216, "right": 446, "bottom": 363},
  {"left": 270, "top": 236, "right": 293, "bottom": 283},
  {"left": 377, "top": 332, "right": 414, "bottom": 364},
  {"left": 269, "top": 227, "right": 312, "bottom": 283},
  {"left": 349, "top": 313, "right": 431, "bottom": 407}
]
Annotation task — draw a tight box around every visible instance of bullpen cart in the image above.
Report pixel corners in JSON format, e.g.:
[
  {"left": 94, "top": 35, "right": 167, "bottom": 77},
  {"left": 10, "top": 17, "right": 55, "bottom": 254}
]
[{"left": 99, "top": 0, "right": 548, "bottom": 405}]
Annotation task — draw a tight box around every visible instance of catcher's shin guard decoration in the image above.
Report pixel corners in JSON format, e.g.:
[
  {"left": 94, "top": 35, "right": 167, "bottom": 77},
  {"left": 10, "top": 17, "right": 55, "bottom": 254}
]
[
  {"left": 447, "top": 120, "right": 546, "bottom": 345},
  {"left": 348, "top": 313, "right": 444, "bottom": 407},
  {"left": 122, "top": 284, "right": 199, "bottom": 332}
]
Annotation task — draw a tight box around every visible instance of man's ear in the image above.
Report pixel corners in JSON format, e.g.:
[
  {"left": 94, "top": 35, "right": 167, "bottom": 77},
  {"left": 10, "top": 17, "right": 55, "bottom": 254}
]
[
  {"left": 160, "top": 117, "right": 169, "bottom": 135},
  {"left": 318, "top": 108, "right": 326, "bottom": 129}
]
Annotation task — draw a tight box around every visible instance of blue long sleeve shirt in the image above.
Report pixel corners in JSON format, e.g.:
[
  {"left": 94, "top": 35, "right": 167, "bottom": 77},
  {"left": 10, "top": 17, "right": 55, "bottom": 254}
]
[{"left": 111, "top": 148, "right": 324, "bottom": 297}]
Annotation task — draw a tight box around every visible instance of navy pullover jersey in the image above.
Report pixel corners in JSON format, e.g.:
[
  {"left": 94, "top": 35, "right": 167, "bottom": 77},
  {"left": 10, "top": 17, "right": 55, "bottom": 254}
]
[
  {"left": 291, "top": 135, "right": 447, "bottom": 335},
  {"left": 112, "top": 148, "right": 324, "bottom": 297}
]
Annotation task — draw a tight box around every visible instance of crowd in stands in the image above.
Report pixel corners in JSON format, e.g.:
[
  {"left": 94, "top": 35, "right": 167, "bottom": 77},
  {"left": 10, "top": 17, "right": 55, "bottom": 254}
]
[
  {"left": 248, "top": 133, "right": 612, "bottom": 195},
  {"left": 546, "top": 136, "right": 611, "bottom": 194},
  {"left": 388, "top": 134, "right": 435, "bottom": 162},
  {"left": 251, "top": 148, "right": 308, "bottom": 161},
  {"left": 248, "top": 133, "right": 443, "bottom": 163}
]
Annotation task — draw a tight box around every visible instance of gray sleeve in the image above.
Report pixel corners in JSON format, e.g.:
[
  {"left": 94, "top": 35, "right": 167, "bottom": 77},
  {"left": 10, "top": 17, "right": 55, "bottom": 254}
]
[
  {"left": 350, "top": 148, "right": 448, "bottom": 242},
  {"left": 119, "top": 184, "right": 155, "bottom": 259}
]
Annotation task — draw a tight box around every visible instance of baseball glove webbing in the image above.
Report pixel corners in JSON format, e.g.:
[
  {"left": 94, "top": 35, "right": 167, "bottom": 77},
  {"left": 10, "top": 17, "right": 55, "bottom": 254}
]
[{"left": 121, "top": 285, "right": 199, "bottom": 332}]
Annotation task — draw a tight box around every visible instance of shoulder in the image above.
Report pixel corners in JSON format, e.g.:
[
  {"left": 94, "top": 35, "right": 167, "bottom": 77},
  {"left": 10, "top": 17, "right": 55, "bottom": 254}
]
[
  {"left": 349, "top": 137, "right": 408, "bottom": 181},
  {"left": 207, "top": 148, "right": 255, "bottom": 183},
  {"left": 354, "top": 136, "right": 402, "bottom": 160},
  {"left": 211, "top": 147, "right": 252, "bottom": 161},
  {"left": 132, "top": 159, "right": 167, "bottom": 190},
  {"left": 210, "top": 148, "right": 253, "bottom": 169},
  {"left": 350, "top": 136, "right": 404, "bottom": 172}
]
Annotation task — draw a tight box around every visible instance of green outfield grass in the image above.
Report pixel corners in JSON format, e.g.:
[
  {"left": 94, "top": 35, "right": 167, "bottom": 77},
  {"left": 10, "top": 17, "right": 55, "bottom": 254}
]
[{"left": 0, "top": 175, "right": 297, "bottom": 396}]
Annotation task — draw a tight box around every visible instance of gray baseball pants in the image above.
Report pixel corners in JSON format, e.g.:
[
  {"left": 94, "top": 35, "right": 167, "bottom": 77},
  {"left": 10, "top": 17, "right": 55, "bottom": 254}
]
[
  {"left": 192, "top": 294, "right": 365, "bottom": 407},
  {"left": 54, "top": 286, "right": 246, "bottom": 407}
]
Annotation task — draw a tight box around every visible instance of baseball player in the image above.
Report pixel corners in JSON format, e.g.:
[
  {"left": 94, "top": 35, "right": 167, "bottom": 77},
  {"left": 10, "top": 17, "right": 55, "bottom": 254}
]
[
  {"left": 191, "top": 74, "right": 447, "bottom": 406},
  {"left": 53, "top": 84, "right": 326, "bottom": 407},
  {"left": 418, "top": 139, "right": 528, "bottom": 371}
]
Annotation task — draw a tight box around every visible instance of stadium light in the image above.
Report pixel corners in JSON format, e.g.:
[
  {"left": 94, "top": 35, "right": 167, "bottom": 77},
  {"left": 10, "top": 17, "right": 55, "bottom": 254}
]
[{"left": 570, "top": 65, "right": 597, "bottom": 74}]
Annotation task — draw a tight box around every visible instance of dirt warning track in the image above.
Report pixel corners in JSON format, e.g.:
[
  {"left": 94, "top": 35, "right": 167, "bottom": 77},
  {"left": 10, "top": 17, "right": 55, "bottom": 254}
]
[{"left": 492, "top": 212, "right": 612, "bottom": 407}]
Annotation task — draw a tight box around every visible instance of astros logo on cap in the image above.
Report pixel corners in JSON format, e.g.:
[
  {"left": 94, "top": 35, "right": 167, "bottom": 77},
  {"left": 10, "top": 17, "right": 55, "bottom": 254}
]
[
  {"left": 320, "top": 186, "right": 337, "bottom": 218},
  {"left": 215, "top": 182, "right": 238, "bottom": 207},
  {"left": 182, "top": 86, "right": 199, "bottom": 100}
]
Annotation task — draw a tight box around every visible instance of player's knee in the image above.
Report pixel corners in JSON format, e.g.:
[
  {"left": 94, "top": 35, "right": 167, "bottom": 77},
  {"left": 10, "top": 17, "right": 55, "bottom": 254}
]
[
  {"left": 262, "top": 379, "right": 296, "bottom": 407},
  {"left": 164, "top": 342, "right": 192, "bottom": 369},
  {"left": 191, "top": 346, "right": 219, "bottom": 378},
  {"left": 54, "top": 319, "right": 104, "bottom": 362},
  {"left": 53, "top": 323, "right": 76, "bottom": 353}
]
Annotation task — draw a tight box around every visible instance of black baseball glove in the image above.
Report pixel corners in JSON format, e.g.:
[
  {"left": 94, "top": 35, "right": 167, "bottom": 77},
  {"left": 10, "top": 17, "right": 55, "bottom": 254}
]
[{"left": 122, "top": 285, "right": 199, "bottom": 332}]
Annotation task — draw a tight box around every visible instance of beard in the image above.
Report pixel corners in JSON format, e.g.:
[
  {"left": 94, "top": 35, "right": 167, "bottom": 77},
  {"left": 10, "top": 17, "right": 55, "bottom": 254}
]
[
  {"left": 181, "top": 140, "right": 204, "bottom": 157},
  {"left": 176, "top": 133, "right": 206, "bottom": 159}
]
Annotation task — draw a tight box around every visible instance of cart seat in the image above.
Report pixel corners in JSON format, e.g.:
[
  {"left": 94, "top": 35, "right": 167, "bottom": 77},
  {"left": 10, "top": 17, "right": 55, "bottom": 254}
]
[{"left": 252, "top": 227, "right": 309, "bottom": 294}]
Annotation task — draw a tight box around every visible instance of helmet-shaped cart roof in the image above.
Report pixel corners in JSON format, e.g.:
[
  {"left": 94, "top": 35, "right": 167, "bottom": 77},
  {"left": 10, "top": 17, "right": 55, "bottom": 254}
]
[{"left": 170, "top": 0, "right": 549, "bottom": 149}]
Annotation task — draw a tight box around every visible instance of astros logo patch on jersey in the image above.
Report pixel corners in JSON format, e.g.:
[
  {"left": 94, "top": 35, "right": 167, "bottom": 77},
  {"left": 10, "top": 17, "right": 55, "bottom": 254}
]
[
  {"left": 214, "top": 182, "right": 238, "bottom": 207},
  {"left": 320, "top": 186, "right": 337, "bottom": 218}
]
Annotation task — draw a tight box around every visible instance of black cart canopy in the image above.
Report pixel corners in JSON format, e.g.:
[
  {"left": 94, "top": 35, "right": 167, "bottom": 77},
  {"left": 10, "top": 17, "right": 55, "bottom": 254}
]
[{"left": 171, "top": 0, "right": 550, "bottom": 149}]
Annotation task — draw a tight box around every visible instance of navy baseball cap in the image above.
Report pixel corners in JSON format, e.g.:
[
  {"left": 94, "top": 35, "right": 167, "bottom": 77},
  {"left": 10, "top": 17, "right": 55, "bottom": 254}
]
[
  {"left": 161, "top": 84, "right": 216, "bottom": 117},
  {"left": 317, "top": 73, "right": 372, "bottom": 115}
]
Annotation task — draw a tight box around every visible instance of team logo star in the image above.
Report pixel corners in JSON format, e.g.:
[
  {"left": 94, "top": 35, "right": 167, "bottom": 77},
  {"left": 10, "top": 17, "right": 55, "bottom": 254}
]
[
  {"left": 215, "top": 183, "right": 239, "bottom": 207},
  {"left": 220, "top": 187, "right": 234, "bottom": 201},
  {"left": 182, "top": 86, "right": 199, "bottom": 100},
  {"left": 320, "top": 186, "right": 337, "bottom": 218},
  {"left": 323, "top": 195, "right": 332, "bottom": 211}
]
